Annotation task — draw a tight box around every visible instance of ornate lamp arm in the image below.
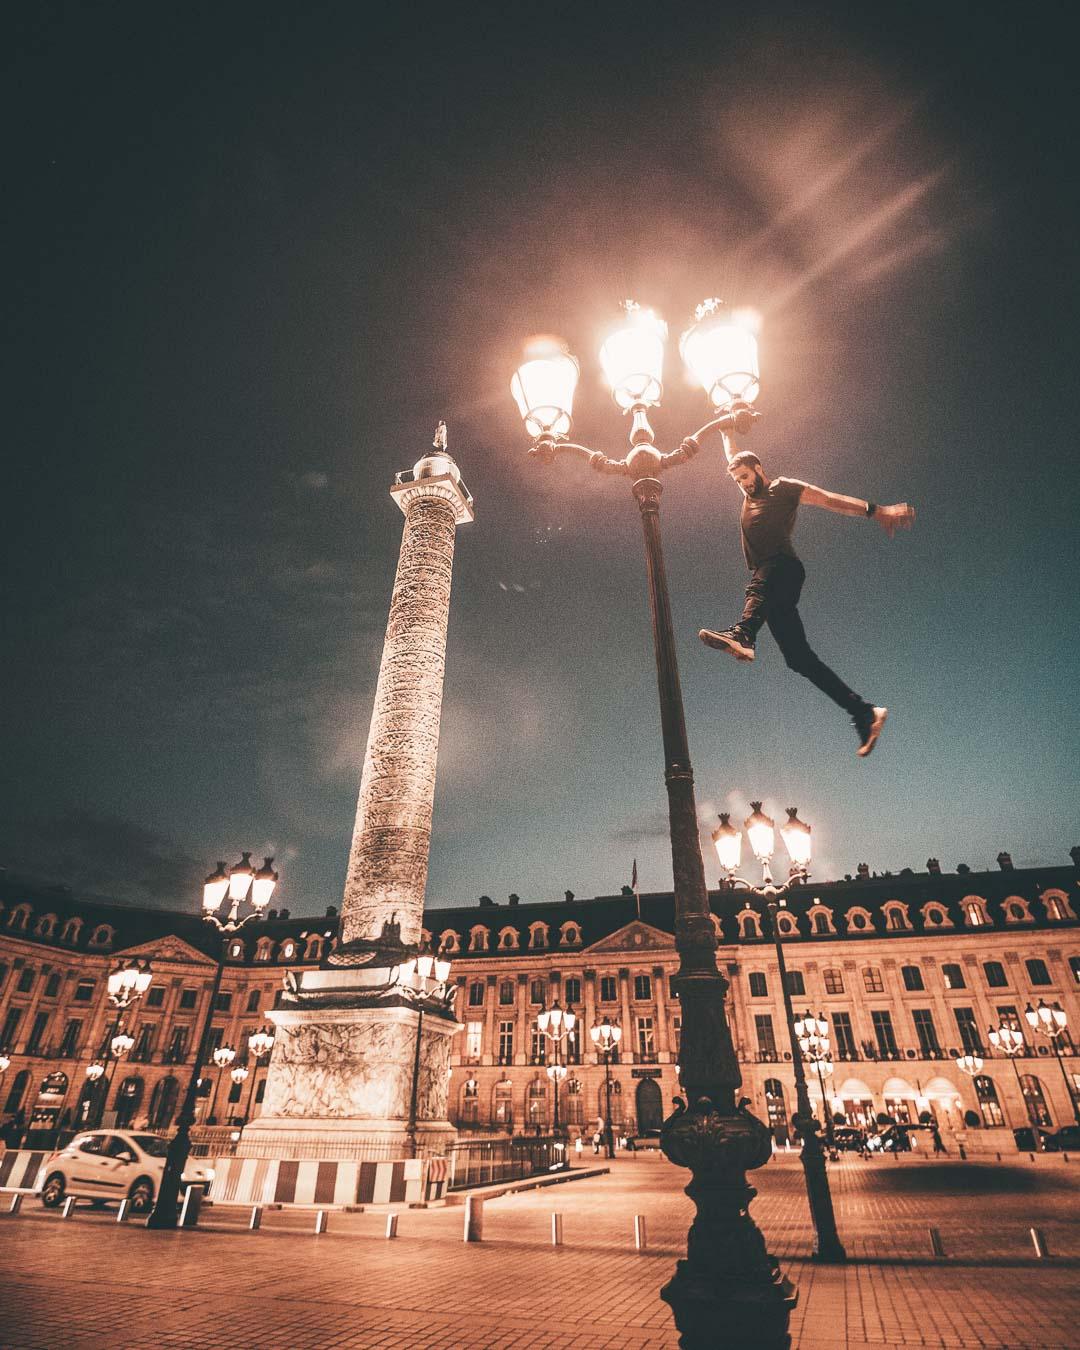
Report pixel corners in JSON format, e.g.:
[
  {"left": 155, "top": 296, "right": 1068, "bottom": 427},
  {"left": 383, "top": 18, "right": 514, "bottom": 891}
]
[{"left": 528, "top": 437, "right": 629, "bottom": 474}]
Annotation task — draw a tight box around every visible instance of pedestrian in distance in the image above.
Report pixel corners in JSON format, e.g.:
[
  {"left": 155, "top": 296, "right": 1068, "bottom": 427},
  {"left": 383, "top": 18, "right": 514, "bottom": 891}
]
[{"left": 699, "top": 422, "right": 915, "bottom": 757}]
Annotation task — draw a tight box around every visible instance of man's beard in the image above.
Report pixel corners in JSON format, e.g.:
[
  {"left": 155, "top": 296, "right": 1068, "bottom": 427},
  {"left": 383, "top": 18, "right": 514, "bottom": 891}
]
[{"left": 747, "top": 470, "right": 767, "bottom": 498}]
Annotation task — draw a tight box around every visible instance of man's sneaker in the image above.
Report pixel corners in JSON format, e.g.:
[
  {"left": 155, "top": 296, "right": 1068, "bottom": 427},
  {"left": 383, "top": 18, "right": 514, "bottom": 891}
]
[
  {"left": 699, "top": 627, "right": 755, "bottom": 662},
  {"left": 854, "top": 706, "right": 888, "bottom": 757}
]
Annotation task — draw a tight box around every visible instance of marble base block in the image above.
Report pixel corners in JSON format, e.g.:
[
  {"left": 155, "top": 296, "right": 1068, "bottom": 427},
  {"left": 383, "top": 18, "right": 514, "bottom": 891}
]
[{"left": 237, "top": 1002, "right": 459, "bottom": 1160}]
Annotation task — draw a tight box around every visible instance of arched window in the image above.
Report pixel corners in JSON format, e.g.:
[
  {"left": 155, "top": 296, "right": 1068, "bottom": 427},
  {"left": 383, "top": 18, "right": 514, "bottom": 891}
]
[
  {"left": 882, "top": 901, "right": 912, "bottom": 931},
  {"left": 498, "top": 926, "right": 519, "bottom": 951},
  {"left": 528, "top": 922, "right": 549, "bottom": 950},
  {"left": 1003, "top": 897, "right": 1033, "bottom": 924},
  {"left": 961, "top": 896, "right": 991, "bottom": 928},
  {"left": 775, "top": 911, "right": 798, "bottom": 938},
  {"left": 255, "top": 936, "right": 274, "bottom": 962},
  {"left": 1019, "top": 1074, "right": 1052, "bottom": 1127},
  {"left": 559, "top": 922, "right": 582, "bottom": 946},
  {"left": 492, "top": 1079, "right": 514, "bottom": 1128},
  {"left": 1042, "top": 889, "right": 1076, "bottom": 922},
  {"left": 738, "top": 909, "right": 762, "bottom": 939},
  {"left": 973, "top": 1075, "right": 1004, "bottom": 1127},
  {"left": 227, "top": 939, "right": 245, "bottom": 960},
  {"left": 764, "top": 1078, "right": 788, "bottom": 1140},
  {"left": 565, "top": 1076, "right": 584, "bottom": 1124},
  {"left": 439, "top": 929, "right": 460, "bottom": 954},
  {"left": 7, "top": 904, "right": 31, "bottom": 931},
  {"left": 846, "top": 907, "right": 874, "bottom": 933},
  {"left": 279, "top": 939, "right": 297, "bottom": 961},
  {"left": 527, "top": 1077, "right": 548, "bottom": 1129},
  {"left": 459, "top": 1079, "right": 480, "bottom": 1125},
  {"left": 114, "top": 1074, "right": 144, "bottom": 1128},
  {"left": 60, "top": 917, "right": 83, "bottom": 945},
  {"left": 4, "top": 1068, "right": 30, "bottom": 1114},
  {"left": 148, "top": 1075, "right": 180, "bottom": 1130},
  {"left": 303, "top": 934, "right": 324, "bottom": 961},
  {"left": 710, "top": 913, "right": 724, "bottom": 940},
  {"left": 35, "top": 913, "right": 58, "bottom": 939},
  {"left": 920, "top": 902, "right": 952, "bottom": 929},
  {"left": 1070, "top": 955, "right": 1080, "bottom": 987},
  {"left": 469, "top": 926, "right": 489, "bottom": 953},
  {"left": 942, "top": 962, "right": 965, "bottom": 990},
  {"left": 808, "top": 906, "right": 834, "bottom": 935},
  {"left": 598, "top": 1079, "right": 623, "bottom": 1126},
  {"left": 88, "top": 924, "right": 114, "bottom": 948}
]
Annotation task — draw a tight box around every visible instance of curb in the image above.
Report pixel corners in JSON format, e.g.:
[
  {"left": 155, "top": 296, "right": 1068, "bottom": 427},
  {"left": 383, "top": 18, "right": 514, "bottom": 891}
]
[{"left": 443, "top": 1166, "right": 611, "bottom": 1205}]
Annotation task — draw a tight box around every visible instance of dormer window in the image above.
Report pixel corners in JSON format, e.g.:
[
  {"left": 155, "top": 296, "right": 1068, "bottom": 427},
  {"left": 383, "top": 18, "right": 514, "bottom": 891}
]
[
  {"left": 88, "top": 924, "right": 114, "bottom": 948},
  {"left": 921, "top": 902, "right": 952, "bottom": 929},
  {"left": 440, "top": 929, "right": 461, "bottom": 954},
  {"left": 498, "top": 927, "right": 520, "bottom": 951},
  {"left": 559, "top": 922, "right": 582, "bottom": 946},
  {"left": 882, "top": 901, "right": 912, "bottom": 932},
  {"left": 737, "top": 909, "right": 762, "bottom": 939},
  {"left": 469, "top": 926, "right": 489, "bottom": 953},
  {"left": 962, "top": 896, "right": 991, "bottom": 928},
  {"left": 528, "top": 921, "right": 549, "bottom": 950}
]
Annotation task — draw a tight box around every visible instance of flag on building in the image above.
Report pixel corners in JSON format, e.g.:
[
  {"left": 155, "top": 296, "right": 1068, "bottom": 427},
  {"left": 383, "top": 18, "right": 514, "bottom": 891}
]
[{"left": 631, "top": 858, "right": 641, "bottom": 920}]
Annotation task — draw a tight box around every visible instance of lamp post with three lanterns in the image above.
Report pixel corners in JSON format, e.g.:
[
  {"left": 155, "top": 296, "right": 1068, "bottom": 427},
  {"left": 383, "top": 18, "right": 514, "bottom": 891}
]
[
  {"left": 146, "top": 852, "right": 277, "bottom": 1229},
  {"left": 512, "top": 300, "right": 798, "bottom": 1344},
  {"left": 589, "top": 1016, "right": 622, "bottom": 1160},
  {"left": 795, "top": 1012, "right": 837, "bottom": 1151},
  {"left": 712, "top": 803, "right": 847, "bottom": 1263},
  {"left": 537, "top": 1001, "right": 577, "bottom": 1153},
  {"left": 1026, "top": 1000, "right": 1080, "bottom": 1126},
  {"left": 242, "top": 1028, "right": 276, "bottom": 1123},
  {"left": 397, "top": 946, "right": 454, "bottom": 1159},
  {"left": 90, "top": 958, "right": 153, "bottom": 1128}
]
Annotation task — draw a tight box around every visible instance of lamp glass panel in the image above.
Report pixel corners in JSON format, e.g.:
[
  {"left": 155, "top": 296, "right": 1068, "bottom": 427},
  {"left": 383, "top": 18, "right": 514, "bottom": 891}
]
[
  {"left": 599, "top": 309, "right": 666, "bottom": 410},
  {"left": 780, "top": 814, "right": 813, "bottom": 868},
  {"left": 711, "top": 822, "right": 742, "bottom": 872},
  {"left": 251, "top": 874, "right": 277, "bottom": 908},
  {"left": 745, "top": 808, "right": 776, "bottom": 862},
  {"left": 680, "top": 312, "right": 760, "bottom": 408},
  {"left": 510, "top": 354, "right": 579, "bottom": 438}
]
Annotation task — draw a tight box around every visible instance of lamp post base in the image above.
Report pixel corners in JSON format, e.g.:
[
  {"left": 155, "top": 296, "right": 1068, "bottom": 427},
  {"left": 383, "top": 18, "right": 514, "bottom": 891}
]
[{"left": 661, "top": 1102, "right": 795, "bottom": 1349}]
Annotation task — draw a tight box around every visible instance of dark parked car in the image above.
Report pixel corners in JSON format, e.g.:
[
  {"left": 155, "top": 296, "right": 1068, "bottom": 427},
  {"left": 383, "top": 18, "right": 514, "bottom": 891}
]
[
  {"left": 831, "top": 1126, "right": 867, "bottom": 1152},
  {"left": 1042, "top": 1125, "right": 1080, "bottom": 1152}
]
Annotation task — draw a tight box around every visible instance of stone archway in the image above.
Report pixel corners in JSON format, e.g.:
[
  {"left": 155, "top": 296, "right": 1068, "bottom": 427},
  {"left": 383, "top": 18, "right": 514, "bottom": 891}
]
[{"left": 635, "top": 1077, "right": 663, "bottom": 1134}]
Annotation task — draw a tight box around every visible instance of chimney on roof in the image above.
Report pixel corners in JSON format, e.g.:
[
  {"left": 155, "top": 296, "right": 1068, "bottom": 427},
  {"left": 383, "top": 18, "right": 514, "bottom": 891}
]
[
  {"left": 856, "top": 863, "right": 870, "bottom": 880},
  {"left": 278, "top": 908, "right": 290, "bottom": 919},
  {"left": 996, "top": 851, "right": 1014, "bottom": 871},
  {"left": 956, "top": 864, "right": 970, "bottom": 875},
  {"left": 267, "top": 909, "right": 278, "bottom": 920},
  {"left": 564, "top": 890, "right": 574, "bottom": 903},
  {"left": 1070, "top": 846, "right": 1080, "bottom": 869},
  {"left": 478, "top": 895, "right": 494, "bottom": 907},
  {"left": 325, "top": 905, "right": 337, "bottom": 917},
  {"left": 927, "top": 858, "right": 941, "bottom": 875},
  {"left": 508, "top": 894, "right": 520, "bottom": 907}
]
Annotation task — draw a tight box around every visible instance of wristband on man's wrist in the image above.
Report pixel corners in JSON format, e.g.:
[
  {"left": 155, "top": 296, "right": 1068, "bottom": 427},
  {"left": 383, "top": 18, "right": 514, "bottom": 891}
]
[{"left": 865, "top": 501, "right": 878, "bottom": 518}]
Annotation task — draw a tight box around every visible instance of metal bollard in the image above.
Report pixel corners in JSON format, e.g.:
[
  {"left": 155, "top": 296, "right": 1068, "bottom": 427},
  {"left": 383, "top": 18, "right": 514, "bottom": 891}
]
[
  {"left": 551, "top": 1213, "right": 563, "bottom": 1246},
  {"left": 62, "top": 1196, "right": 77, "bottom": 1219},
  {"left": 1030, "top": 1227, "right": 1050, "bottom": 1259},
  {"left": 634, "top": 1215, "right": 647, "bottom": 1251},
  {"left": 9, "top": 1194, "right": 23, "bottom": 1214},
  {"left": 464, "top": 1194, "right": 484, "bottom": 1242},
  {"left": 249, "top": 1206, "right": 263, "bottom": 1231},
  {"left": 386, "top": 1212, "right": 398, "bottom": 1239},
  {"left": 928, "top": 1226, "right": 945, "bottom": 1258},
  {"left": 116, "top": 1199, "right": 130, "bottom": 1223},
  {"left": 314, "top": 1210, "right": 328, "bottom": 1234},
  {"left": 179, "top": 1186, "right": 202, "bottom": 1228}
]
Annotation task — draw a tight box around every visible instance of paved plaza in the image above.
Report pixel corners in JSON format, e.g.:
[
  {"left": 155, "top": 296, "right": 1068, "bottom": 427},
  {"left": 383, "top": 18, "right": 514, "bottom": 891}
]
[{"left": 2, "top": 1152, "right": 1078, "bottom": 1349}]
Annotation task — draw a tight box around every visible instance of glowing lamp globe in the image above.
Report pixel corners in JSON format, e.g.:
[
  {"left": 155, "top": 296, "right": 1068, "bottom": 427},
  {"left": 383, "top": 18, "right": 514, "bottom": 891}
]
[
  {"left": 744, "top": 802, "right": 776, "bottom": 863},
  {"left": 599, "top": 303, "right": 667, "bottom": 410},
  {"left": 780, "top": 807, "right": 813, "bottom": 870},
  {"left": 416, "top": 952, "right": 435, "bottom": 981},
  {"left": 680, "top": 300, "right": 761, "bottom": 409},
  {"left": 511, "top": 345, "right": 580, "bottom": 438},
  {"left": 202, "top": 862, "right": 230, "bottom": 912},
  {"left": 434, "top": 955, "right": 453, "bottom": 984},
  {"left": 248, "top": 1030, "right": 275, "bottom": 1058},
  {"left": 251, "top": 858, "right": 278, "bottom": 910},
  {"left": 227, "top": 852, "right": 255, "bottom": 903},
  {"left": 230, "top": 1066, "right": 249, "bottom": 1085},
  {"left": 711, "top": 813, "right": 742, "bottom": 873}
]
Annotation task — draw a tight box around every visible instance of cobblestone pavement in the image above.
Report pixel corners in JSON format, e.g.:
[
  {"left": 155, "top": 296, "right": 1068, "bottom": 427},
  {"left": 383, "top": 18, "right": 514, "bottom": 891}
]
[{"left": 2, "top": 1153, "right": 1078, "bottom": 1349}]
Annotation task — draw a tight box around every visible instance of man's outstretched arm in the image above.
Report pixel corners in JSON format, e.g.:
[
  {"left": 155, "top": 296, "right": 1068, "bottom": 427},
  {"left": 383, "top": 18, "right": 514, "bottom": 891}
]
[{"left": 800, "top": 483, "right": 915, "bottom": 537}]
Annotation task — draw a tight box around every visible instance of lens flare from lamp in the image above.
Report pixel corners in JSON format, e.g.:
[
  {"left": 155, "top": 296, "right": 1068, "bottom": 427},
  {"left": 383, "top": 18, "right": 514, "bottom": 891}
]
[
  {"left": 779, "top": 807, "right": 812, "bottom": 869},
  {"left": 744, "top": 802, "right": 776, "bottom": 862},
  {"left": 511, "top": 339, "right": 579, "bottom": 439},
  {"left": 599, "top": 302, "right": 667, "bottom": 410},
  {"left": 680, "top": 299, "right": 761, "bottom": 409},
  {"left": 711, "top": 813, "right": 742, "bottom": 873}
]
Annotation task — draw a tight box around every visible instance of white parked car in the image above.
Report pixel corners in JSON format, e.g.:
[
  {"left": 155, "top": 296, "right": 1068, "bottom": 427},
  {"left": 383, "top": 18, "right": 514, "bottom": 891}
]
[{"left": 39, "top": 1129, "right": 214, "bottom": 1214}]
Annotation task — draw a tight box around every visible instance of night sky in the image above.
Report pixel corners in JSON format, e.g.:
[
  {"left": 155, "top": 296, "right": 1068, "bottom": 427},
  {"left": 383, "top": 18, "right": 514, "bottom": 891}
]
[{"left": 4, "top": 3, "right": 1078, "bottom": 916}]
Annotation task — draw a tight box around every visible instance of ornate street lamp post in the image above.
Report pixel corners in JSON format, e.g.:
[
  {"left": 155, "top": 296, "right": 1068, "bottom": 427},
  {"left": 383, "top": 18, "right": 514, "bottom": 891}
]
[
  {"left": 512, "top": 302, "right": 794, "bottom": 1345},
  {"left": 227, "top": 1065, "right": 248, "bottom": 1125},
  {"left": 146, "top": 853, "right": 277, "bottom": 1229},
  {"left": 989, "top": 1019, "right": 1031, "bottom": 1131},
  {"left": 243, "top": 1028, "right": 275, "bottom": 1123},
  {"left": 538, "top": 1001, "right": 576, "bottom": 1157},
  {"left": 712, "top": 804, "right": 847, "bottom": 1263},
  {"left": 210, "top": 1045, "right": 237, "bottom": 1124},
  {"left": 398, "top": 946, "right": 454, "bottom": 1159},
  {"left": 1025, "top": 1000, "right": 1080, "bottom": 1125},
  {"left": 91, "top": 958, "right": 153, "bottom": 1128},
  {"left": 796, "top": 1012, "right": 837, "bottom": 1150},
  {"left": 589, "top": 1016, "right": 622, "bottom": 1160}
]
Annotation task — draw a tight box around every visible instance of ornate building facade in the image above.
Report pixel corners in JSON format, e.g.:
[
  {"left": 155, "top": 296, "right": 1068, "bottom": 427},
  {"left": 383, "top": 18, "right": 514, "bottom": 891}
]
[{"left": 1, "top": 851, "right": 1078, "bottom": 1147}]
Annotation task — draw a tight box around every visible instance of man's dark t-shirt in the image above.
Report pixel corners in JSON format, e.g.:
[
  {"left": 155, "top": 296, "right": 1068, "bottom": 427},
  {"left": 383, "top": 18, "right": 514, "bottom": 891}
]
[{"left": 740, "top": 477, "right": 807, "bottom": 569}]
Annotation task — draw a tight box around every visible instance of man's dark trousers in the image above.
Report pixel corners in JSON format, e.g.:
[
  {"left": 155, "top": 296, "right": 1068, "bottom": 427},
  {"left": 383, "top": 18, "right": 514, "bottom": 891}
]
[{"left": 737, "top": 555, "right": 869, "bottom": 716}]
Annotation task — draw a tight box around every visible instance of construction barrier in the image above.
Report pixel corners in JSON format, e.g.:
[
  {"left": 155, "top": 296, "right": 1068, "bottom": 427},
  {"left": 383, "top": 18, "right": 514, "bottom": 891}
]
[
  {"left": 0, "top": 1150, "right": 47, "bottom": 1193},
  {"left": 206, "top": 1155, "right": 436, "bottom": 1208}
]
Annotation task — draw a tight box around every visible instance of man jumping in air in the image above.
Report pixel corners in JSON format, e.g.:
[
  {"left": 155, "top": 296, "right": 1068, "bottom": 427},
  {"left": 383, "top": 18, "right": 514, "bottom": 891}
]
[{"left": 699, "top": 430, "right": 915, "bottom": 757}]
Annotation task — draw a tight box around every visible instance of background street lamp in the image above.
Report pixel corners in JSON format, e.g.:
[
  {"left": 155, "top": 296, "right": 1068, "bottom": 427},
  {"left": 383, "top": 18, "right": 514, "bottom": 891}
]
[
  {"left": 713, "top": 804, "right": 847, "bottom": 1263},
  {"left": 91, "top": 958, "right": 152, "bottom": 1127},
  {"left": 211, "top": 1045, "right": 237, "bottom": 1123},
  {"left": 397, "top": 945, "right": 454, "bottom": 1159},
  {"left": 146, "top": 853, "right": 277, "bottom": 1229},
  {"left": 243, "top": 1028, "right": 275, "bottom": 1123},
  {"left": 537, "top": 1000, "right": 576, "bottom": 1147},
  {"left": 228, "top": 1065, "right": 248, "bottom": 1125},
  {"left": 796, "top": 1012, "right": 837, "bottom": 1150},
  {"left": 1025, "top": 1000, "right": 1080, "bottom": 1125},
  {"left": 589, "top": 1017, "right": 622, "bottom": 1160},
  {"left": 989, "top": 1019, "right": 1030, "bottom": 1130},
  {"left": 513, "top": 302, "right": 795, "bottom": 1346}
]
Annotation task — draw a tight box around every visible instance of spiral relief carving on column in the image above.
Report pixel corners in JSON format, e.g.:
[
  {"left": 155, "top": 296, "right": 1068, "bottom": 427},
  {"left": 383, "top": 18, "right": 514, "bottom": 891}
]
[{"left": 341, "top": 489, "right": 461, "bottom": 949}]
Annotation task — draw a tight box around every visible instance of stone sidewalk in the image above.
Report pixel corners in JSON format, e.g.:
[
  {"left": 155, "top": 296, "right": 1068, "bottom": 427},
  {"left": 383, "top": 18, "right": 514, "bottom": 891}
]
[{"left": 2, "top": 1153, "right": 1078, "bottom": 1348}]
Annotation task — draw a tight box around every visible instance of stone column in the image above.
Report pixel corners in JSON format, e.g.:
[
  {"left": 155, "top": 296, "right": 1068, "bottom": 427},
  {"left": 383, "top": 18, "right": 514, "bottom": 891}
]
[{"left": 341, "top": 447, "right": 474, "bottom": 949}]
